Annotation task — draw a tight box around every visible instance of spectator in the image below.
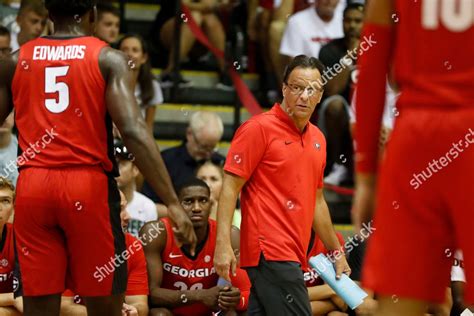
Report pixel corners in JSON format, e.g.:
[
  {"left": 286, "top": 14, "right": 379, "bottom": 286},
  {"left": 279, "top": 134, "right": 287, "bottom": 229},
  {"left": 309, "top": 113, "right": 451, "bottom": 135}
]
[
  {"left": 280, "top": 0, "right": 343, "bottom": 61},
  {"left": 196, "top": 161, "right": 241, "bottom": 228},
  {"left": 95, "top": 2, "right": 120, "bottom": 45},
  {"left": 140, "top": 178, "right": 249, "bottom": 316},
  {"left": 316, "top": 2, "right": 365, "bottom": 186},
  {"left": 141, "top": 111, "right": 225, "bottom": 204},
  {"left": 150, "top": 0, "right": 233, "bottom": 90},
  {"left": 115, "top": 140, "right": 158, "bottom": 237},
  {"left": 0, "top": 25, "right": 11, "bottom": 58},
  {"left": 118, "top": 34, "right": 164, "bottom": 132},
  {"left": 60, "top": 191, "right": 149, "bottom": 316},
  {"left": 0, "top": 177, "right": 23, "bottom": 315},
  {"left": 305, "top": 231, "right": 348, "bottom": 315},
  {"left": 0, "top": 113, "right": 18, "bottom": 187},
  {"left": 10, "top": 0, "right": 47, "bottom": 51},
  {"left": 0, "top": 0, "right": 20, "bottom": 34}
]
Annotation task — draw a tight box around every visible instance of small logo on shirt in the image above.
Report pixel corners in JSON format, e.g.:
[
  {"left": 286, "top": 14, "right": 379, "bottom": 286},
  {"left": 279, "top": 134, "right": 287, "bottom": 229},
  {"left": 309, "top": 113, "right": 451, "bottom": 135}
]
[
  {"left": 0, "top": 259, "right": 8, "bottom": 267},
  {"left": 314, "top": 143, "right": 321, "bottom": 150},
  {"left": 233, "top": 154, "right": 242, "bottom": 164},
  {"left": 12, "top": 277, "right": 19, "bottom": 292},
  {"left": 169, "top": 253, "right": 182, "bottom": 259},
  {"left": 204, "top": 255, "right": 211, "bottom": 263}
]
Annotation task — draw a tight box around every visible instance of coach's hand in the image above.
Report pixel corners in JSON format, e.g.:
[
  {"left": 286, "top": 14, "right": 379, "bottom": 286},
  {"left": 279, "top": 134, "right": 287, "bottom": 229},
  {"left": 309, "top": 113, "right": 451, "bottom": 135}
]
[
  {"left": 353, "top": 173, "right": 377, "bottom": 232},
  {"left": 214, "top": 242, "right": 237, "bottom": 282},
  {"left": 218, "top": 286, "right": 241, "bottom": 311},
  {"left": 334, "top": 254, "right": 351, "bottom": 280},
  {"left": 168, "top": 202, "right": 197, "bottom": 256}
]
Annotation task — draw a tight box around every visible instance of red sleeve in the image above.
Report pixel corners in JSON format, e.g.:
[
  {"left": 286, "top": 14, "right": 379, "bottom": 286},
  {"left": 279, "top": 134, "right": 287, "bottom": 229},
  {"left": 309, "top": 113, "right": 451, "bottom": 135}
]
[
  {"left": 125, "top": 235, "right": 149, "bottom": 296},
  {"left": 62, "top": 289, "right": 74, "bottom": 297},
  {"left": 224, "top": 119, "right": 267, "bottom": 180},
  {"left": 355, "top": 23, "right": 394, "bottom": 173},
  {"left": 318, "top": 154, "right": 326, "bottom": 189},
  {"left": 230, "top": 268, "right": 251, "bottom": 311}
]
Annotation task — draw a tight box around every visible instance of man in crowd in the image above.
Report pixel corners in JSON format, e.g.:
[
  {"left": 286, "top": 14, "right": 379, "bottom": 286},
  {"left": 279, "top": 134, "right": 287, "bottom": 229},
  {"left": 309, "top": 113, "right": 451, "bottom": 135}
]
[
  {"left": 94, "top": 2, "right": 120, "bottom": 45},
  {"left": 141, "top": 178, "right": 249, "bottom": 316},
  {"left": 10, "top": 0, "right": 47, "bottom": 51},
  {"left": 115, "top": 140, "right": 158, "bottom": 237},
  {"left": 215, "top": 55, "right": 350, "bottom": 315},
  {"left": 317, "top": 2, "right": 364, "bottom": 186},
  {"left": 0, "top": 26, "right": 12, "bottom": 59},
  {"left": 142, "top": 111, "right": 225, "bottom": 206}
]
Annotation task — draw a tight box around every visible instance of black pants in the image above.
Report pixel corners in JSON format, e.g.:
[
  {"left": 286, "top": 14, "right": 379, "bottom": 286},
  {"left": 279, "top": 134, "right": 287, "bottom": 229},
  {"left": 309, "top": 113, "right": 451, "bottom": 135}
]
[{"left": 245, "top": 254, "right": 312, "bottom": 316}]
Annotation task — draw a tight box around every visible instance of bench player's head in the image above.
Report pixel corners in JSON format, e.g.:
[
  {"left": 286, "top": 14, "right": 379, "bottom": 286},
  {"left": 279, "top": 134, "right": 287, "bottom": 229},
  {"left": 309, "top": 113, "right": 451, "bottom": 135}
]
[
  {"left": 178, "top": 178, "right": 211, "bottom": 229},
  {"left": 0, "top": 25, "right": 11, "bottom": 59},
  {"left": 282, "top": 55, "right": 325, "bottom": 125},
  {"left": 114, "top": 139, "right": 137, "bottom": 192},
  {"left": 17, "top": 0, "right": 48, "bottom": 43},
  {"left": 44, "top": 0, "right": 97, "bottom": 34},
  {"left": 0, "top": 177, "right": 14, "bottom": 228}
]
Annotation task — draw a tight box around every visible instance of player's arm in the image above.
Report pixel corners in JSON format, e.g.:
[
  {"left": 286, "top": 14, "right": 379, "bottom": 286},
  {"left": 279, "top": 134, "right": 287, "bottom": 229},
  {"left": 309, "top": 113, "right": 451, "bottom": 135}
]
[
  {"left": 0, "top": 307, "right": 21, "bottom": 316},
  {"left": 59, "top": 296, "right": 87, "bottom": 316},
  {"left": 0, "top": 56, "right": 16, "bottom": 125},
  {"left": 215, "top": 173, "right": 246, "bottom": 281},
  {"left": 140, "top": 221, "right": 217, "bottom": 309},
  {"left": 100, "top": 47, "right": 196, "bottom": 252},
  {"left": 313, "top": 188, "right": 350, "bottom": 279},
  {"left": 124, "top": 296, "right": 147, "bottom": 316},
  {"left": 0, "top": 293, "right": 15, "bottom": 307}
]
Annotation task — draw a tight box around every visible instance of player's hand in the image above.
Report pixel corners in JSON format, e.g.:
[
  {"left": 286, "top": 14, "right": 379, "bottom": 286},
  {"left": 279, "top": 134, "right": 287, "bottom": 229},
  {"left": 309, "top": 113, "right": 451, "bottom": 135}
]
[
  {"left": 122, "top": 303, "right": 138, "bottom": 316},
  {"left": 168, "top": 202, "right": 197, "bottom": 255},
  {"left": 199, "top": 285, "right": 222, "bottom": 309},
  {"left": 334, "top": 254, "right": 351, "bottom": 280},
  {"left": 218, "top": 286, "right": 241, "bottom": 310},
  {"left": 355, "top": 297, "right": 378, "bottom": 316},
  {"left": 14, "top": 296, "right": 23, "bottom": 313},
  {"left": 330, "top": 294, "right": 348, "bottom": 311},
  {"left": 353, "top": 173, "right": 377, "bottom": 232},
  {"left": 214, "top": 242, "right": 237, "bottom": 282}
]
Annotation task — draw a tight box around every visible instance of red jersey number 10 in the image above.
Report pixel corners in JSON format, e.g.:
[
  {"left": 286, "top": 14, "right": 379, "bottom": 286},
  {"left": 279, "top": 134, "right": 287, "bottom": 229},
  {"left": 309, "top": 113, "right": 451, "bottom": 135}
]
[
  {"left": 45, "top": 66, "right": 70, "bottom": 113},
  {"left": 422, "top": 0, "right": 474, "bottom": 32}
]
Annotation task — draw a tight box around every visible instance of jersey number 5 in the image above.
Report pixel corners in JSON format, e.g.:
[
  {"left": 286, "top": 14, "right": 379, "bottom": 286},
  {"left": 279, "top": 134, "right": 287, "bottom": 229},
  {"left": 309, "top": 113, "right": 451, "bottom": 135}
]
[{"left": 45, "top": 66, "right": 70, "bottom": 113}]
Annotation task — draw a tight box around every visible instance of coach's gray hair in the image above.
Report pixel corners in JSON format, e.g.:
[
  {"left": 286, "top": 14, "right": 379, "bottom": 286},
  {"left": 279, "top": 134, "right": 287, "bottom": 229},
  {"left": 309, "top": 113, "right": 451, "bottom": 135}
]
[{"left": 189, "top": 111, "right": 224, "bottom": 138}]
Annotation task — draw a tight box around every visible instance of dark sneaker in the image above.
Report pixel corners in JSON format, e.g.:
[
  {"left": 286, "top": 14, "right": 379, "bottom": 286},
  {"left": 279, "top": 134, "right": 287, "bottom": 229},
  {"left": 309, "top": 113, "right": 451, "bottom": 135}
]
[
  {"left": 160, "top": 72, "right": 193, "bottom": 88},
  {"left": 216, "top": 72, "right": 235, "bottom": 91}
]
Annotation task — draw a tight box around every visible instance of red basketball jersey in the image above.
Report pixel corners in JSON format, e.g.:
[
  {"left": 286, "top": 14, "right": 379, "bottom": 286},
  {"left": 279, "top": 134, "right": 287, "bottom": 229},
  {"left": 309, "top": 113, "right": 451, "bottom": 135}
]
[
  {"left": 11, "top": 36, "right": 117, "bottom": 174},
  {"left": 161, "top": 218, "right": 218, "bottom": 316},
  {"left": 0, "top": 224, "right": 15, "bottom": 293},
  {"left": 394, "top": 0, "right": 474, "bottom": 109}
]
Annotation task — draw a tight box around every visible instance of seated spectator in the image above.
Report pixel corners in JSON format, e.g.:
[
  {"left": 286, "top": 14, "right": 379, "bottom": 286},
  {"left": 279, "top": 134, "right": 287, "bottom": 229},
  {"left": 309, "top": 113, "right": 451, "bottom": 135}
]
[
  {"left": 280, "top": 0, "right": 344, "bottom": 62},
  {"left": 115, "top": 139, "right": 159, "bottom": 236},
  {"left": 196, "top": 161, "right": 241, "bottom": 228},
  {"left": 150, "top": 0, "right": 233, "bottom": 90},
  {"left": 0, "top": 26, "right": 12, "bottom": 59},
  {"left": 94, "top": 2, "right": 120, "bottom": 45},
  {"left": 10, "top": 0, "right": 47, "bottom": 51},
  {"left": 60, "top": 191, "right": 149, "bottom": 316},
  {"left": 0, "top": 177, "right": 23, "bottom": 315},
  {"left": 316, "top": 2, "right": 364, "bottom": 186},
  {"left": 305, "top": 230, "right": 348, "bottom": 315},
  {"left": 141, "top": 111, "right": 225, "bottom": 206},
  {"left": 0, "top": 113, "right": 18, "bottom": 186},
  {"left": 118, "top": 34, "right": 164, "bottom": 132},
  {"left": 140, "top": 178, "right": 250, "bottom": 316}
]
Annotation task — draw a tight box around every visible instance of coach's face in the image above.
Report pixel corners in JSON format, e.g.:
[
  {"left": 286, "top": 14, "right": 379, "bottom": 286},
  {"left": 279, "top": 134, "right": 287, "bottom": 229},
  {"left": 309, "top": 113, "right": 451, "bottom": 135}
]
[
  {"left": 179, "top": 186, "right": 211, "bottom": 229},
  {"left": 282, "top": 67, "right": 323, "bottom": 125}
]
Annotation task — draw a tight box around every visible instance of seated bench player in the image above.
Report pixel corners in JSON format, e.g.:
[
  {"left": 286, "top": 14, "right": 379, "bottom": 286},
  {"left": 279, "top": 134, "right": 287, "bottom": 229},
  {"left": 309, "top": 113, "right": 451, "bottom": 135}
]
[
  {"left": 305, "top": 230, "right": 348, "bottom": 315},
  {"left": 0, "top": 177, "right": 23, "bottom": 315},
  {"left": 60, "top": 191, "right": 149, "bottom": 316},
  {"left": 141, "top": 178, "right": 250, "bottom": 316}
]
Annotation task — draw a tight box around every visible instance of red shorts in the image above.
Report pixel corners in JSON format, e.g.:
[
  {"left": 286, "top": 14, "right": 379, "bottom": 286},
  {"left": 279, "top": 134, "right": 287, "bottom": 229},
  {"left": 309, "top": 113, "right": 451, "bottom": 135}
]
[
  {"left": 14, "top": 166, "right": 127, "bottom": 297},
  {"left": 362, "top": 108, "right": 474, "bottom": 304}
]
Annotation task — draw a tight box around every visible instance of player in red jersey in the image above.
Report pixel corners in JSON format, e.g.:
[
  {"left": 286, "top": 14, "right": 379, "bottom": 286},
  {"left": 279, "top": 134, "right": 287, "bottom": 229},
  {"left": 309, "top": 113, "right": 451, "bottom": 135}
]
[
  {"left": 353, "top": 0, "right": 474, "bottom": 314},
  {"left": 0, "top": 177, "right": 22, "bottom": 315},
  {"left": 0, "top": 1, "right": 197, "bottom": 315},
  {"left": 141, "top": 178, "right": 250, "bottom": 316}
]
